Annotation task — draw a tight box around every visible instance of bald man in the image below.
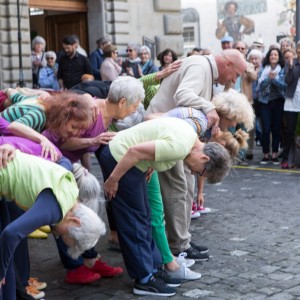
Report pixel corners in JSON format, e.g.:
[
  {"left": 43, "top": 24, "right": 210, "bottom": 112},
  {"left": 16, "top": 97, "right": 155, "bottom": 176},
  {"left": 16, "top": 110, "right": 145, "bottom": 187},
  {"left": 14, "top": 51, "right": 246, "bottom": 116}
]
[{"left": 145, "top": 49, "right": 247, "bottom": 260}]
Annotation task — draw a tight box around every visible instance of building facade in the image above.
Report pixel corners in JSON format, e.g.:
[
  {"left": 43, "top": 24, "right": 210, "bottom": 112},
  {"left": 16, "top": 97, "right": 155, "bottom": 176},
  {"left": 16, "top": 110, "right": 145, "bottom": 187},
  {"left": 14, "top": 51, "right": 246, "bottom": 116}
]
[{"left": 0, "top": 0, "right": 184, "bottom": 88}]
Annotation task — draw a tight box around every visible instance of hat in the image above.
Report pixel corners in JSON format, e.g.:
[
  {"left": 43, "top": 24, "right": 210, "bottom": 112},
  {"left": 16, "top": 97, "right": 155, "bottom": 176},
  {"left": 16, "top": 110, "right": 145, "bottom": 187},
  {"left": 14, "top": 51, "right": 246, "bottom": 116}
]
[
  {"left": 252, "top": 38, "right": 264, "bottom": 46},
  {"left": 221, "top": 36, "right": 234, "bottom": 43}
]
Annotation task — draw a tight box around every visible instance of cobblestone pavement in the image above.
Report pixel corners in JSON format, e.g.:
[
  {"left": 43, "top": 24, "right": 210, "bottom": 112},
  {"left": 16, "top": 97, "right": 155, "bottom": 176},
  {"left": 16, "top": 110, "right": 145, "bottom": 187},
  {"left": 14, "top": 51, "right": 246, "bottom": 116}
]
[{"left": 29, "top": 148, "right": 300, "bottom": 300}]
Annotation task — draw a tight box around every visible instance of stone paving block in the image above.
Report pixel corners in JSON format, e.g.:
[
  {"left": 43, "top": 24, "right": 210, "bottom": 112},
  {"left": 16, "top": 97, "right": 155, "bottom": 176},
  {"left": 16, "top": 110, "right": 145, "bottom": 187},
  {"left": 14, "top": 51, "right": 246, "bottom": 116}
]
[
  {"left": 257, "top": 286, "right": 282, "bottom": 296},
  {"left": 260, "top": 265, "right": 282, "bottom": 274},
  {"left": 240, "top": 293, "right": 267, "bottom": 300},
  {"left": 267, "top": 293, "right": 294, "bottom": 300},
  {"left": 182, "top": 288, "right": 214, "bottom": 298},
  {"left": 268, "top": 272, "right": 295, "bottom": 281},
  {"left": 286, "top": 285, "right": 300, "bottom": 297}
]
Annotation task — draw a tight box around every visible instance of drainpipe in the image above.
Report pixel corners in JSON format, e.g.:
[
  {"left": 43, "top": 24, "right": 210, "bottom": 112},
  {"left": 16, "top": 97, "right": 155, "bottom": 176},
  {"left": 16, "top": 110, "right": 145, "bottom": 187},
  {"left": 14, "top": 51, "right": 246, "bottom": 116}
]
[{"left": 17, "top": 0, "right": 25, "bottom": 87}]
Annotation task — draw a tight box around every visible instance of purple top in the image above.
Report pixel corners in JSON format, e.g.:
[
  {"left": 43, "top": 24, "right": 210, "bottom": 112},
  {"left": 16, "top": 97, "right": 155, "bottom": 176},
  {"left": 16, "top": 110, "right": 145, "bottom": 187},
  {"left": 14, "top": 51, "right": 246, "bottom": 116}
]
[
  {"left": 43, "top": 111, "right": 108, "bottom": 162},
  {"left": 0, "top": 117, "right": 62, "bottom": 160}
]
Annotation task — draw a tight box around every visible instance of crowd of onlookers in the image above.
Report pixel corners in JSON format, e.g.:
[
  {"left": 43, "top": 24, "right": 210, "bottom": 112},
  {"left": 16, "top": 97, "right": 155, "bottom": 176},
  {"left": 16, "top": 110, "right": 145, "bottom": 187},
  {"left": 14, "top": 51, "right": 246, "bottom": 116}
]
[{"left": 0, "top": 31, "right": 299, "bottom": 299}]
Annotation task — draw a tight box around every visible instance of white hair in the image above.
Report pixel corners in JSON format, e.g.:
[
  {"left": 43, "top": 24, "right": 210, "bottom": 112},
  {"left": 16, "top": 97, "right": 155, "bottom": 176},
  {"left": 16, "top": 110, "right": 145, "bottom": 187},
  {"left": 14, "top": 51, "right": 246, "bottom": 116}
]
[
  {"left": 247, "top": 49, "right": 262, "bottom": 61},
  {"left": 115, "top": 103, "right": 145, "bottom": 131},
  {"left": 108, "top": 76, "right": 145, "bottom": 105},
  {"left": 45, "top": 51, "right": 57, "bottom": 61},
  {"left": 67, "top": 203, "right": 106, "bottom": 259},
  {"left": 140, "top": 45, "right": 151, "bottom": 55},
  {"left": 32, "top": 36, "right": 46, "bottom": 50},
  {"left": 72, "top": 163, "right": 105, "bottom": 215}
]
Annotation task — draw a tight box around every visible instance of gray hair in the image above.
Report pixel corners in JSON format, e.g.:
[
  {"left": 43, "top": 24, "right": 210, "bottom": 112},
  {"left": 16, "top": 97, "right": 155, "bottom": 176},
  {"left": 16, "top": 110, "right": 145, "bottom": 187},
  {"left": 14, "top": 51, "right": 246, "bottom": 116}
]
[
  {"left": 97, "top": 36, "right": 111, "bottom": 46},
  {"left": 108, "top": 76, "right": 145, "bottom": 105},
  {"left": 127, "top": 42, "right": 141, "bottom": 53},
  {"left": 67, "top": 203, "right": 106, "bottom": 259},
  {"left": 115, "top": 103, "right": 145, "bottom": 131},
  {"left": 279, "top": 37, "right": 295, "bottom": 48},
  {"left": 140, "top": 45, "right": 151, "bottom": 55},
  {"left": 247, "top": 49, "right": 262, "bottom": 61},
  {"left": 72, "top": 163, "right": 105, "bottom": 215},
  {"left": 45, "top": 51, "right": 57, "bottom": 61},
  {"left": 32, "top": 36, "right": 46, "bottom": 50},
  {"left": 203, "top": 142, "right": 231, "bottom": 184}
]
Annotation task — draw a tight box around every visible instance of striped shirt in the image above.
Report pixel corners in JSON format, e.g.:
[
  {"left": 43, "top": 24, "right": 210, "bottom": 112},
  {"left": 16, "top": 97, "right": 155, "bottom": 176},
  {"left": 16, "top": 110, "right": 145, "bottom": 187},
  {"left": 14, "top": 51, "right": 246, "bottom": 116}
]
[{"left": 0, "top": 93, "right": 46, "bottom": 132}]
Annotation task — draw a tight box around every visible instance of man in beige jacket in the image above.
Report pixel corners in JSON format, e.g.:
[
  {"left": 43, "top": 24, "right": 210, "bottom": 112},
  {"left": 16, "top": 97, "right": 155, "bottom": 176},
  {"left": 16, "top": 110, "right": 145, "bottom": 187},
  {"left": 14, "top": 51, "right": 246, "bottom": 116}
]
[{"left": 145, "top": 49, "right": 247, "bottom": 260}]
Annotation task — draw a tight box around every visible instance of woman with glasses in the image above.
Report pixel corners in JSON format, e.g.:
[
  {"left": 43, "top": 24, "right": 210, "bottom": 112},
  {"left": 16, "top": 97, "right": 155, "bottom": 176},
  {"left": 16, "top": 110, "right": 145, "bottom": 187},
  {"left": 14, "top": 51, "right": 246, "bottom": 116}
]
[
  {"left": 39, "top": 51, "right": 60, "bottom": 91},
  {"left": 121, "top": 42, "right": 142, "bottom": 78},
  {"left": 139, "top": 45, "right": 158, "bottom": 75},
  {"left": 100, "top": 44, "right": 122, "bottom": 81}
]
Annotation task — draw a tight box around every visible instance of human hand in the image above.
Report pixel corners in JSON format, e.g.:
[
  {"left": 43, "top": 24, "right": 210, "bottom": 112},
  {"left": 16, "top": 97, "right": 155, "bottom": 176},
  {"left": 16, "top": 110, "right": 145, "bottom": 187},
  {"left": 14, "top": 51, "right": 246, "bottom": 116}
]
[
  {"left": 197, "top": 193, "right": 205, "bottom": 209},
  {"left": 126, "top": 67, "right": 134, "bottom": 77},
  {"left": 40, "top": 138, "right": 60, "bottom": 162},
  {"left": 0, "top": 144, "right": 16, "bottom": 169},
  {"left": 288, "top": 56, "right": 294, "bottom": 68},
  {"left": 138, "top": 64, "right": 143, "bottom": 77},
  {"left": 0, "top": 277, "right": 5, "bottom": 289},
  {"left": 211, "top": 125, "right": 221, "bottom": 138},
  {"left": 155, "top": 60, "right": 182, "bottom": 80},
  {"left": 93, "top": 132, "right": 116, "bottom": 146},
  {"left": 104, "top": 177, "right": 118, "bottom": 200},
  {"left": 145, "top": 168, "right": 154, "bottom": 183},
  {"left": 206, "top": 109, "right": 220, "bottom": 128},
  {"left": 89, "top": 98, "right": 100, "bottom": 122},
  {"left": 269, "top": 71, "right": 276, "bottom": 80}
]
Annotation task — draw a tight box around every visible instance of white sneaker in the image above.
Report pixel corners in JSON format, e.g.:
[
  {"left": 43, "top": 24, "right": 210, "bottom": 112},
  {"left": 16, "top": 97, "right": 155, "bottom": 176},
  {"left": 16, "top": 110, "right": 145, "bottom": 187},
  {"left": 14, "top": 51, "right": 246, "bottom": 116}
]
[
  {"left": 175, "top": 252, "right": 195, "bottom": 268},
  {"left": 166, "top": 265, "right": 201, "bottom": 281},
  {"left": 191, "top": 210, "right": 200, "bottom": 219}
]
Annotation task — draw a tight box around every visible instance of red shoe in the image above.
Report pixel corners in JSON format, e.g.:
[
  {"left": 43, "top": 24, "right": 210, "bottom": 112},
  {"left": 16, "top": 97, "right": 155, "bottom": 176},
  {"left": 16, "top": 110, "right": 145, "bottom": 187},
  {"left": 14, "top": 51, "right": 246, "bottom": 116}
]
[
  {"left": 281, "top": 161, "right": 289, "bottom": 169},
  {"left": 90, "top": 259, "right": 123, "bottom": 277},
  {"left": 65, "top": 265, "right": 101, "bottom": 284}
]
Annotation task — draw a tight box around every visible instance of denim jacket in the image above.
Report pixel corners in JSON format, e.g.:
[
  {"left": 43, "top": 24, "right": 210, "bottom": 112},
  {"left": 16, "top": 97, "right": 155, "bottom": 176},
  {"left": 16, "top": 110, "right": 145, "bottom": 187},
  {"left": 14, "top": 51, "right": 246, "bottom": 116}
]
[{"left": 257, "top": 67, "right": 286, "bottom": 104}]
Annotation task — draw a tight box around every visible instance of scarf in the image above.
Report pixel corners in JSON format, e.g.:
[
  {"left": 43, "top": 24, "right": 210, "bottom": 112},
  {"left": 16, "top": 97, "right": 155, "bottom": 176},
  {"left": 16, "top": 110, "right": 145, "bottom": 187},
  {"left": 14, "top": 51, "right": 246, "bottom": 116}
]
[
  {"left": 141, "top": 60, "right": 151, "bottom": 74},
  {"left": 258, "top": 64, "right": 281, "bottom": 85}
]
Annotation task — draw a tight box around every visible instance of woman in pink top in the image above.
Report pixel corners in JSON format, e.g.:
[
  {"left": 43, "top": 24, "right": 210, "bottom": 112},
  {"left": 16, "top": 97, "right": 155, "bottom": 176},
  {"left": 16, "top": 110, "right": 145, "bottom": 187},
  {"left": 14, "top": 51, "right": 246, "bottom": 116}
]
[{"left": 100, "top": 44, "right": 122, "bottom": 81}]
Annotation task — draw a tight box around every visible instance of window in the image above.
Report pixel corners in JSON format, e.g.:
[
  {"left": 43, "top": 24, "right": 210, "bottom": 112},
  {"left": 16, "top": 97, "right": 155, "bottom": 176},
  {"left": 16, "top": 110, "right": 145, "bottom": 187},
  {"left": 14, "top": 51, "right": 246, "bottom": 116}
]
[{"left": 183, "top": 27, "right": 195, "bottom": 43}]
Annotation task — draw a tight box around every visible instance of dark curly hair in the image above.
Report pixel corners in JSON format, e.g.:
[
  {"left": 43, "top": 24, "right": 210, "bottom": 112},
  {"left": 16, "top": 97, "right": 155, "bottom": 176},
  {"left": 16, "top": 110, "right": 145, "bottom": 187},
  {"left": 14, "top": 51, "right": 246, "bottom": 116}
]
[{"left": 262, "top": 48, "right": 285, "bottom": 68}]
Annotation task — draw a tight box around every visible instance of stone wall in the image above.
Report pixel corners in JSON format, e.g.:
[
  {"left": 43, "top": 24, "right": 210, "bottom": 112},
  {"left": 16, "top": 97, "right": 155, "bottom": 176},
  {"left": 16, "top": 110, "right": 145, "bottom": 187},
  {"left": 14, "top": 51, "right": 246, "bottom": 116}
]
[{"left": 0, "top": 1, "right": 32, "bottom": 88}]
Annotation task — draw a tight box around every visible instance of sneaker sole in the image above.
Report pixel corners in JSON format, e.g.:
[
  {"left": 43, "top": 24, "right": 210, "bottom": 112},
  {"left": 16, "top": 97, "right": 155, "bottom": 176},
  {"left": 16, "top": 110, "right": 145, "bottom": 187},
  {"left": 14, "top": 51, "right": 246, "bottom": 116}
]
[
  {"left": 133, "top": 288, "right": 176, "bottom": 296},
  {"left": 166, "top": 283, "right": 181, "bottom": 287}
]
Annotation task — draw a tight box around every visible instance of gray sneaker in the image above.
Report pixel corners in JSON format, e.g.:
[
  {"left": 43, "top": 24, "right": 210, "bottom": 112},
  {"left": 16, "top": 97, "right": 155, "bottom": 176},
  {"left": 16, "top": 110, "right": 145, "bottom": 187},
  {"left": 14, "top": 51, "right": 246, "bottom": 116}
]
[
  {"left": 166, "top": 265, "right": 201, "bottom": 281},
  {"left": 175, "top": 252, "right": 195, "bottom": 268}
]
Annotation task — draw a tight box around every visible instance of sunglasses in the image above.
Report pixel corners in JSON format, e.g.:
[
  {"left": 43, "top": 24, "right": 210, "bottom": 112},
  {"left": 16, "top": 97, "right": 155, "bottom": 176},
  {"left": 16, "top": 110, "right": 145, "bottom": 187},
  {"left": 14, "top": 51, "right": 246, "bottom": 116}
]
[
  {"left": 196, "top": 166, "right": 206, "bottom": 177},
  {"left": 46, "top": 57, "right": 54, "bottom": 60},
  {"left": 126, "top": 49, "right": 133, "bottom": 52}
]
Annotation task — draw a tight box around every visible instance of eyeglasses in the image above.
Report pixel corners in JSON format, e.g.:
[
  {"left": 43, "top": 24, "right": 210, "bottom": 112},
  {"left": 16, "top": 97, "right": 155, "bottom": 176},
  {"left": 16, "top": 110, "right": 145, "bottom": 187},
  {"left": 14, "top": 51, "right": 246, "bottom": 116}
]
[
  {"left": 196, "top": 166, "right": 206, "bottom": 177},
  {"left": 126, "top": 49, "right": 133, "bottom": 52},
  {"left": 140, "top": 52, "right": 148, "bottom": 55},
  {"left": 46, "top": 57, "right": 54, "bottom": 60}
]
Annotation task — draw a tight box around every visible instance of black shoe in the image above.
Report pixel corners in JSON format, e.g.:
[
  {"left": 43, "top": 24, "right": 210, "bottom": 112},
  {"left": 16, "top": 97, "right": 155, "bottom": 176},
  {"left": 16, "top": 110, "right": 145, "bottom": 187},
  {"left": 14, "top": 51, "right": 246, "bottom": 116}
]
[
  {"left": 133, "top": 276, "right": 176, "bottom": 296},
  {"left": 245, "top": 154, "right": 253, "bottom": 160},
  {"left": 190, "top": 242, "right": 209, "bottom": 254},
  {"left": 178, "top": 246, "right": 209, "bottom": 262},
  {"left": 154, "top": 269, "right": 181, "bottom": 287},
  {"left": 271, "top": 157, "right": 280, "bottom": 165},
  {"left": 260, "top": 156, "right": 269, "bottom": 165}
]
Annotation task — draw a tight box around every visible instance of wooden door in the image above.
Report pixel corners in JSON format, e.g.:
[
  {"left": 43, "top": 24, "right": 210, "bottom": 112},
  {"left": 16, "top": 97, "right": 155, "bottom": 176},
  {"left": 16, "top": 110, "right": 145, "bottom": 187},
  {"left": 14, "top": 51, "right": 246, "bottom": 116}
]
[{"left": 45, "top": 13, "right": 88, "bottom": 53}]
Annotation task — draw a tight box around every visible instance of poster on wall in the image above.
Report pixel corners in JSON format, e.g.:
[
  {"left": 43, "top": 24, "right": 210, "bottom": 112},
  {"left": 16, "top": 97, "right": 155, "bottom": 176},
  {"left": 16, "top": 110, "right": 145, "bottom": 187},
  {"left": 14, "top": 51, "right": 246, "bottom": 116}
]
[{"left": 215, "top": 0, "right": 267, "bottom": 41}]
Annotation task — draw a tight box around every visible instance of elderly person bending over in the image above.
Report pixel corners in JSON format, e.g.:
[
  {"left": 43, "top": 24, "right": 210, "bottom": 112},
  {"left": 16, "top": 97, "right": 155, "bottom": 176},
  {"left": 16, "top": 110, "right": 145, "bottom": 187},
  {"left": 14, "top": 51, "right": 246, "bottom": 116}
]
[
  {"left": 0, "top": 145, "right": 105, "bottom": 300},
  {"left": 98, "top": 117, "right": 231, "bottom": 297}
]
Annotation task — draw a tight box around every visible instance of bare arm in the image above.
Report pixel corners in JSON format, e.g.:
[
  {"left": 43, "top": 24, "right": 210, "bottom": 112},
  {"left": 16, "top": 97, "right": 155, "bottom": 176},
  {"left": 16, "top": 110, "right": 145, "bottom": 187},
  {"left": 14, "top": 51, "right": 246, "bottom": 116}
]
[
  {"left": 104, "top": 141, "right": 156, "bottom": 200},
  {"left": 61, "top": 132, "right": 116, "bottom": 151},
  {"left": 7, "top": 122, "right": 60, "bottom": 161},
  {"left": 0, "top": 144, "right": 16, "bottom": 169},
  {"left": 196, "top": 176, "right": 205, "bottom": 208}
]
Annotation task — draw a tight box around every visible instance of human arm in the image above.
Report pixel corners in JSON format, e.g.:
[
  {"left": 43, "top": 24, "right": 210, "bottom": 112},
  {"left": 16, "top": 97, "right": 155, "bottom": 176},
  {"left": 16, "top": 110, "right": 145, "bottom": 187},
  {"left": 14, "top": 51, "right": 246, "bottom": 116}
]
[
  {"left": 284, "top": 58, "right": 297, "bottom": 84},
  {"left": 244, "top": 62, "right": 258, "bottom": 82},
  {"left": 215, "top": 20, "right": 227, "bottom": 39},
  {"left": 0, "top": 144, "right": 16, "bottom": 168},
  {"left": 239, "top": 16, "right": 255, "bottom": 35},
  {"left": 196, "top": 176, "right": 205, "bottom": 208},
  {"left": 61, "top": 131, "right": 116, "bottom": 151},
  {"left": 104, "top": 142, "right": 156, "bottom": 200},
  {"left": 38, "top": 68, "right": 55, "bottom": 88},
  {"left": 7, "top": 122, "right": 60, "bottom": 161},
  {"left": 89, "top": 51, "right": 101, "bottom": 79},
  {"left": 0, "top": 191, "right": 62, "bottom": 283},
  {"left": 270, "top": 69, "right": 287, "bottom": 90}
]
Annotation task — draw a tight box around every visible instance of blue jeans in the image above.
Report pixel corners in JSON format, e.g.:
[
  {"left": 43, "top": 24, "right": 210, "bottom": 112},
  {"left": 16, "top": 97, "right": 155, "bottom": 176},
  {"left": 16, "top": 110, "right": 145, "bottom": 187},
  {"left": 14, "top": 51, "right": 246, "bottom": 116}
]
[
  {"left": 97, "top": 145, "right": 162, "bottom": 280},
  {"left": 259, "top": 98, "right": 284, "bottom": 154}
]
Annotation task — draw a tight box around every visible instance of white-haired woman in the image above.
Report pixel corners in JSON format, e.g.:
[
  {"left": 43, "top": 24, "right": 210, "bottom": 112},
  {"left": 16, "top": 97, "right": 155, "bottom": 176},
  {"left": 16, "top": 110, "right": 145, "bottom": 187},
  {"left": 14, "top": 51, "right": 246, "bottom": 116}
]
[
  {"left": 0, "top": 144, "right": 105, "bottom": 300},
  {"left": 31, "top": 36, "right": 47, "bottom": 88},
  {"left": 139, "top": 45, "right": 158, "bottom": 75},
  {"left": 39, "top": 51, "right": 59, "bottom": 90},
  {"left": 121, "top": 42, "right": 142, "bottom": 78}
]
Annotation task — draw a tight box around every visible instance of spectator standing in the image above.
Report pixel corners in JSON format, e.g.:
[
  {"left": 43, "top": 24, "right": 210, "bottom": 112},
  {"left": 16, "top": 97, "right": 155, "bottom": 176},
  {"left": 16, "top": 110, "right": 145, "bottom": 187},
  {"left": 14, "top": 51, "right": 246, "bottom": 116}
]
[
  {"left": 31, "top": 36, "right": 47, "bottom": 88},
  {"left": 100, "top": 44, "right": 122, "bottom": 81},
  {"left": 220, "top": 36, "right": 234, "bottom": 50},
  {"left": 139, "top": 46, "right": 158, "bottom": 75},
  {"left": 157, "top": 48, "right": 177, "bottom": 71},
  {"left": 90, "top": 36, "right": 111, "bottom": 80},
  {"left": 39, "top": 51, "right": 59, "bottom": 91},
  {"left": 121, "top": 43, "right": 141, "bottom": 78},
  {"left": 57, "top": 35, "right": 92, "bottom": 90},
  {"left": 282, "top": 41, "right": 300, "bottom": 168},
  {"left": 257, "top": 48, "right": 286, "bottom": 165}
]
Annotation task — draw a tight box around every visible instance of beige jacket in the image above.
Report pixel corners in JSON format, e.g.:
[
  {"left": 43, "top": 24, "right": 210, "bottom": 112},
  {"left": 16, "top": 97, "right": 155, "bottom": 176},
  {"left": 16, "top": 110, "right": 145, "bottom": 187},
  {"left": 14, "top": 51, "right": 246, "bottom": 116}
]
[{"left": 146, "top": 55, "right": 218, "bottom": 114}]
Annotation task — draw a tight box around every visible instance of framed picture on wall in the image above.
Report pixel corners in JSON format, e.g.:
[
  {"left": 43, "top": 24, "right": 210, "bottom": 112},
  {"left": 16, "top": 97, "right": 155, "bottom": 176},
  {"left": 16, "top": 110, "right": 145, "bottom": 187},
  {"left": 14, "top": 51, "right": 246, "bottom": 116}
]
[{"left": 142, "top": 36, "right": 155, "bottom": 60}]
